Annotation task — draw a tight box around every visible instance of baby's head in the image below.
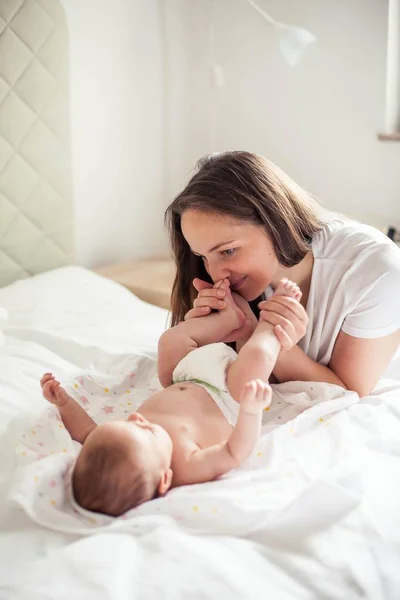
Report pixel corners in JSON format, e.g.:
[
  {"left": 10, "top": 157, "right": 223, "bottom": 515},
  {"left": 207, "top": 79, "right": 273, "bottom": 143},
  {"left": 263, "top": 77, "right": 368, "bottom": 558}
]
[{"left": 72, "top": 413, "right": 173, "bottom": 516}]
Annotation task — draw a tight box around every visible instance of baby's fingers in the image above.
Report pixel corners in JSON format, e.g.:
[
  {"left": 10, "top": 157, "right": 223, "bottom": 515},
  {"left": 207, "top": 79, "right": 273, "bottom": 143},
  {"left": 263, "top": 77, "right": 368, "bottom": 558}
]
[
  {"left": 40, "top": 372, "right": 54, "bottom": 387},
  {"left": 42, "top": 380, "right": 60, "bottom": 403},
  {"left": 261, "top": 381, "right": 272, "bottom": 409},
  {"left": 240, "top": 380, "right": 256, "bottom": 404}
]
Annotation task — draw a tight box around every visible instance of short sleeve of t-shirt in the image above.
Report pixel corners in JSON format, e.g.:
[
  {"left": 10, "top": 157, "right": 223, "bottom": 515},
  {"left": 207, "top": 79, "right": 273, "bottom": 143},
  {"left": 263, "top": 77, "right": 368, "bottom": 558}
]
[{"left": 341, "top": 241, "right": 400, "bottom": 338}]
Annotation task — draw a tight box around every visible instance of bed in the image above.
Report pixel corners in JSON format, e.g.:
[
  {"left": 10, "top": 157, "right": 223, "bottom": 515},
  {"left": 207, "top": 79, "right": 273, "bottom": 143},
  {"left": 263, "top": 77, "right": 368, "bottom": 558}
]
[
  {"left": 1, "top": 266, "right": 400, "bottom": 600},
  {"left": 1, "top": 1, "right": 400, "bottom": 599}
]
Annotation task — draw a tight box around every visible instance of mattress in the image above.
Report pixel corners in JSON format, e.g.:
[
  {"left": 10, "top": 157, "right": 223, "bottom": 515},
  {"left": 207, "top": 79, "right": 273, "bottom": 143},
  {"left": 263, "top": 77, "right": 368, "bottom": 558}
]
[{"left": 0, "top": 267, "right": 400, "bottom": 600}]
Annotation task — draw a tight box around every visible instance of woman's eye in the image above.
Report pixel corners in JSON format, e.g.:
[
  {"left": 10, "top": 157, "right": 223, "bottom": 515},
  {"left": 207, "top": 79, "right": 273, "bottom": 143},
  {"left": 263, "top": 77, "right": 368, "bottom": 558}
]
[{"left": 221, "top": 248, "right": 237, "bottom": 257}]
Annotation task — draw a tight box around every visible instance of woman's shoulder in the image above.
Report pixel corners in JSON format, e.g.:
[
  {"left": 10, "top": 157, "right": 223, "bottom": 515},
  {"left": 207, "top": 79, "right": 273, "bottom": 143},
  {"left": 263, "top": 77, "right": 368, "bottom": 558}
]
[{"left": 313, "top": 216, "right": 399, "bottom": 264}]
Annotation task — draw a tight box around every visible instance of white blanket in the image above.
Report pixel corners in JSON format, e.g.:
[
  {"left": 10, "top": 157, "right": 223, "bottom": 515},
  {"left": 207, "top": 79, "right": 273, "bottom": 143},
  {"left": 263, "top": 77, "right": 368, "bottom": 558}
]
[
  {"left": 1, "top": 267, "right": 400, "bottom": 600},
  {"left": 6, "top": 358, "right": 358, "bottom": 535}
]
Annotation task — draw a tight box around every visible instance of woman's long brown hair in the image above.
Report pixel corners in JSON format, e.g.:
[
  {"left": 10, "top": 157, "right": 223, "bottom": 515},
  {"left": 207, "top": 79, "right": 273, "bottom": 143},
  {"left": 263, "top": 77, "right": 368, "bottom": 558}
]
[{"left": 165, "top": 151, "right": 323, "bottom": 326}]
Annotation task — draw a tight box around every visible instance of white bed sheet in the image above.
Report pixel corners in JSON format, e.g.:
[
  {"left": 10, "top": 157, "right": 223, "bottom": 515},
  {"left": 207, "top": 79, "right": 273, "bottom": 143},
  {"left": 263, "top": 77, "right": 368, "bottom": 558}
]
[{"left": 1, "top": 267, "right": 400, "bottom": 600}]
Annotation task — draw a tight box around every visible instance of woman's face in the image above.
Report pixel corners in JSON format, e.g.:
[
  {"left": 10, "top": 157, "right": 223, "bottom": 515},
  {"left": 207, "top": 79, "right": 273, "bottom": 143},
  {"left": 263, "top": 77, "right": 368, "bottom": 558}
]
[{"left": 181, "top": 209, "right": 281, "bottom": 301}]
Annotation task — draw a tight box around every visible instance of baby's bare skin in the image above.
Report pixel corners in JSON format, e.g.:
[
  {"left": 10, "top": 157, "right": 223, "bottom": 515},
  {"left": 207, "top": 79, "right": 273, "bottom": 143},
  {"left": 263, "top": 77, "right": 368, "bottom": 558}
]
[
  {"left": 41, "top": 278, "right": 301, "bottom": 490},
  {"left": 41, "top": 374, "right": 267, "bottom": 488}
]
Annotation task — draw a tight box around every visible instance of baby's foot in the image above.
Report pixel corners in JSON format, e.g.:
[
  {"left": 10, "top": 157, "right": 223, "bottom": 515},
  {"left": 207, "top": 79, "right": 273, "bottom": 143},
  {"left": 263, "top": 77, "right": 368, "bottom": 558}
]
[
  {"left": 40, "top": 373, "right": 71, "bottom": 407},
  {"left": 214, "top": 279, "right": 245, "bottom": 330},
  {"left": 273, "top": 278, "right": 302, "bottom": 301}
]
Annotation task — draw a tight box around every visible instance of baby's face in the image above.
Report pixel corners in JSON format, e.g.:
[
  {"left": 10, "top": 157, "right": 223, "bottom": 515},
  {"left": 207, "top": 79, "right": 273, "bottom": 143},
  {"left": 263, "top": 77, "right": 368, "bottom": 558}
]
[
  {"left": 86, "top": 415, "right": 173, "bottom": 474},
  {"left": 125, "top": 412, "right": 173, "bottom": 467}
]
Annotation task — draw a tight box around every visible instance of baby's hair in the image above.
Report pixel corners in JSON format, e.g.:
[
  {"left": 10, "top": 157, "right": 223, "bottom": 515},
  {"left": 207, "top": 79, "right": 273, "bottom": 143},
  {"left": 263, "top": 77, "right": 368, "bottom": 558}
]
[{"left": 72, "top": 441, "right": 159, "bottom": 517}]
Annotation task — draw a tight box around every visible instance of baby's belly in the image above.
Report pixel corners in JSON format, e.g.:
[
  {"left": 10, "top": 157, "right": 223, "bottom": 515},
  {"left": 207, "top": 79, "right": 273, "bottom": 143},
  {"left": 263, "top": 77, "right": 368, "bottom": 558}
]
[{"left": 142, "top": 383, "right": 232, "bottom": 447}]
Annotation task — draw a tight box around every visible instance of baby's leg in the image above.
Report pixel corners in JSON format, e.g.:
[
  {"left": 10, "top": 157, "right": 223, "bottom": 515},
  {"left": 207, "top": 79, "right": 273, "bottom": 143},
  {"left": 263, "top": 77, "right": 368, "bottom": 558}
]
[
  {"left": 255, "top": 278, "right": 301, "bottom": 341},
  {"left": 157, "top": 279, "right": 245, "bottom": 387},
  {"left": 41, "top": 373, "right": 97, "bottom": 444},
  {"left": 226, "top": 279, "right": 301, "bottom": 401},
  {"left": 174, "top": 279, "right": 245, "bottom": 347}
]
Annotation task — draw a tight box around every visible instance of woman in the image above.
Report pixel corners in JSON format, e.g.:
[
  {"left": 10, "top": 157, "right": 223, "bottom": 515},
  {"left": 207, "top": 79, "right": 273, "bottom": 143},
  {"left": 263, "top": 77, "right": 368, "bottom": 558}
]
[{"left": 165, "top": 151, "right": 400, "bottom": 397}]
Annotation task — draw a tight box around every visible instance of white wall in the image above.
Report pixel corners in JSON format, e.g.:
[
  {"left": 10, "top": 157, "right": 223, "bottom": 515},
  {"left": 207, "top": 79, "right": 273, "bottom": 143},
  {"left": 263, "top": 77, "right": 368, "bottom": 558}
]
[
  {"left": 63, "top": 0, "right": 399, "bottom": 270},
  {"left": 166, "top": 0, "right": 400, "bottom": 231},
  {"left": 64, "top": 0, "right": 168, "bottom": 268}
]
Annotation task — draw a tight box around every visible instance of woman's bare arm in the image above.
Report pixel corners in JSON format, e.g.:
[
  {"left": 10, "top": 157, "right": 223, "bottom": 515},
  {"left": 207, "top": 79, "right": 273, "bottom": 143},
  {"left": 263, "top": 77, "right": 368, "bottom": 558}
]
[{"left": 273, "top": 329, "right": 400, "bottom": 396}]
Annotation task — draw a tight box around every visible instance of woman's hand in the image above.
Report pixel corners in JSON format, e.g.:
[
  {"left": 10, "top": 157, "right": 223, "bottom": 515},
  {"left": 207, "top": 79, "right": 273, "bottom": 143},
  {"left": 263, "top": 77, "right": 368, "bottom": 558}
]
[
  {"left": 184, "top": 278, "right": 257, "bottom": 344},
  {"left": 258, "top": 296, "right": 308, "bottom": 352},
  {"left": 184, "top": 278, "right": 227, "bottom": 318}
]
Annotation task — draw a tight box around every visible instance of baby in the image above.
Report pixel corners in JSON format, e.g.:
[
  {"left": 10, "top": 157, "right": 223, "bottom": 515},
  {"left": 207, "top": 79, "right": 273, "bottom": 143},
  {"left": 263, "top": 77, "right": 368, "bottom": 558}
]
[{"left": 41, "top": 278, "right": 301, "bottom": 517}]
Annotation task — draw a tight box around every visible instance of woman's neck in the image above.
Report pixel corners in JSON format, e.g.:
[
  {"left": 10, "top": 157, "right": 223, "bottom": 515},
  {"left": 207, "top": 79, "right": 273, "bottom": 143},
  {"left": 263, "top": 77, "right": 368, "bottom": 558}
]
[{"left": 273, "top": 251, "right": 314, "bottom": 308}]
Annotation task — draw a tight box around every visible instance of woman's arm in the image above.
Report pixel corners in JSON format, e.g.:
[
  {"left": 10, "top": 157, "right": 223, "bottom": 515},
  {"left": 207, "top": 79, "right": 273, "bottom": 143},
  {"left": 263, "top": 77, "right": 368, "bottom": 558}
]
[
  {"left": 272, "top": 345, "right": 346, "bottom": 388},
  {"left": 257, "top": 294, "right": 400, "bottom": 395},
  {"left": 273, "top": 330, "right": 400, "bottom": 396},
  {"left": 329, "top": 330, "right": 400, "bottom": 396}
]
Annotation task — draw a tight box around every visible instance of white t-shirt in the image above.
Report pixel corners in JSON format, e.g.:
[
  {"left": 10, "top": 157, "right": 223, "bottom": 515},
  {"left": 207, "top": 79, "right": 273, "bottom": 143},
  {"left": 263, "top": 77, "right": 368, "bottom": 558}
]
[{"left": 270, "top": 218, "right": 400, "bottom": 366}]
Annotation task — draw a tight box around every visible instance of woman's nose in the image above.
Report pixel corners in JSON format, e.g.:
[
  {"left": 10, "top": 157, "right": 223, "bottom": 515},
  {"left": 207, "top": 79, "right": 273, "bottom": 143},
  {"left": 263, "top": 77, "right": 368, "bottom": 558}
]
[{"left": 208, "top": 260, "right": 230, "bottom": 283}]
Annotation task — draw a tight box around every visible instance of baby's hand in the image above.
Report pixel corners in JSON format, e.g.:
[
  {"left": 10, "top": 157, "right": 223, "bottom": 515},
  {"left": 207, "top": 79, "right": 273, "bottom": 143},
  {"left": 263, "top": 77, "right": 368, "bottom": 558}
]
[
  {"left": 240, "top": 379, "right": 272, "bottom": 415},
  {"left": 40, "top": 373, "right": 65, "bottom": 407}
]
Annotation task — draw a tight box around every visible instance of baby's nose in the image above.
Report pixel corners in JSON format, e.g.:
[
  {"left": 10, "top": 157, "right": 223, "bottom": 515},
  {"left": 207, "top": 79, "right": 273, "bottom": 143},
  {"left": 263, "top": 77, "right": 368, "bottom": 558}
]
[{"left": 127, "top": 412, "right": 144, "bottom": 423}]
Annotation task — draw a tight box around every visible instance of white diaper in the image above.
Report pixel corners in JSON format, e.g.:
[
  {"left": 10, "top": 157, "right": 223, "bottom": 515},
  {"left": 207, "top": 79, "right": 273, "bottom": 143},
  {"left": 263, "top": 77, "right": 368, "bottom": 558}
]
[{"left": 172, "top": 342, "right": 239, "bottom": 426}]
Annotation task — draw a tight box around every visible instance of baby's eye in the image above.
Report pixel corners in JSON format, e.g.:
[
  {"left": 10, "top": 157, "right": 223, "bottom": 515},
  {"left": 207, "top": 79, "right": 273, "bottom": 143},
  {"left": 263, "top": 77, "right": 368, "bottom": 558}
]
[{"left": 220, "top": 248, "right": 237, "bottom": 257}]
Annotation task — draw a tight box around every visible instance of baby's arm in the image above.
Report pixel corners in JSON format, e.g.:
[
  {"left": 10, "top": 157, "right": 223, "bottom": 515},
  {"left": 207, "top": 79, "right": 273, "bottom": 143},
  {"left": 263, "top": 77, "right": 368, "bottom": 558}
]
[
  {"left": 158, "top": 279, "right": 244, "bottom": 387},
  {"left": 174, "top": 380, "right": 270, "bottom": 485},
  {"left": 40, "top": 373, "right": 97, "bottom": 444}
]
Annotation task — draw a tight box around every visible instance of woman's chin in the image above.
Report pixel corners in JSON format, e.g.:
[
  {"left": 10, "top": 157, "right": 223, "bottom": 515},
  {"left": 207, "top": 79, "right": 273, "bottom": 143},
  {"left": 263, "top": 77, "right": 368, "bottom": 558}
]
[{"left": 240, "top": 284, "right": 266, "bottom": 302}]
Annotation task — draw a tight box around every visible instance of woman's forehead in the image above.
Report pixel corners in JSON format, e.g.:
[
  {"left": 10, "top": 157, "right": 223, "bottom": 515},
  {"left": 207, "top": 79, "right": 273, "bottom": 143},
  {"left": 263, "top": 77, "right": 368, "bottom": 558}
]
[{"left": 181, "top": 209, "right": 246, "bottom": 233}]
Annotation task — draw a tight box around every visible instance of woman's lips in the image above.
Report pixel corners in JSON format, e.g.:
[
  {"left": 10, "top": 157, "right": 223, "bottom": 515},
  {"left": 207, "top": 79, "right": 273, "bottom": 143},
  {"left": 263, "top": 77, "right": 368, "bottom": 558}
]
[{"left": 230, "top": 276, "right": 247, "bottom": 291}]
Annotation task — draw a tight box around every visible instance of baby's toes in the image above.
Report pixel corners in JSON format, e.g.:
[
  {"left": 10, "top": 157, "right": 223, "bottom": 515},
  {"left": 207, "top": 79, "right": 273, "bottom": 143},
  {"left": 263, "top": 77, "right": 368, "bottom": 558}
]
[
  {"left": 289, "top": 281, "right": 301, "bottom": 297},
  {"left": 213, "top": 279, "right": 225, "bottom": 289},
  {"left": 274, "top": 278, "right": 300, "bottom": 300}
]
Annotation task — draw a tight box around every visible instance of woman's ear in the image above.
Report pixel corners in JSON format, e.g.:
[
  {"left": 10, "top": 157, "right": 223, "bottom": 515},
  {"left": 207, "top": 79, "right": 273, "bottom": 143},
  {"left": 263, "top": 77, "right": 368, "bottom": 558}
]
[{"left": 158, "top": 468, "right": 173, "bottom": 495}]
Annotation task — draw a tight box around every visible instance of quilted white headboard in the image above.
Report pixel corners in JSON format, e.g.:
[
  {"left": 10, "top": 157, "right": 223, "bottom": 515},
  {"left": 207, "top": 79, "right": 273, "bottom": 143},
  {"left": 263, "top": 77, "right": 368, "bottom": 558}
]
[{"left": 0, "top": 0, "right": 73, "bottom": 287}]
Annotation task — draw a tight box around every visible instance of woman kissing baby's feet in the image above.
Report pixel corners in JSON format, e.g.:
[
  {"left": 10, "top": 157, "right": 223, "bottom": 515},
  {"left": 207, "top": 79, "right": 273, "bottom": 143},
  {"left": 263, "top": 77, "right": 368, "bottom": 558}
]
[{"left": 214, "top": 278, "right": 246, "bottom": 330}]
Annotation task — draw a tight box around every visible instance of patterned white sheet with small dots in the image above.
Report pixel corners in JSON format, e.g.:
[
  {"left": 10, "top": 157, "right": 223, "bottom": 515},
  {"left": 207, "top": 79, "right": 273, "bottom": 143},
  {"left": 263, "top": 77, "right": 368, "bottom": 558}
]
[{"left": 6, "top": 350, "right": 360, "bottom": 535}]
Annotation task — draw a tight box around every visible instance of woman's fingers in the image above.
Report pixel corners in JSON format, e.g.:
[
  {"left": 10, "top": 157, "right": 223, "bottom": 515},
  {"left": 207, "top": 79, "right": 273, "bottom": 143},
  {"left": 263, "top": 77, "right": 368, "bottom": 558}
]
[
  {"left": 184, "top": 307, "right": 210, "bottom": 320},
  {"left": 192, "top": 286, "right": 227, "bottom": 310},
  {"left": 260, "top": 310, "right": 297, "bottom": 336},
  {"left": 193, "top": 296, "right": 226, "bottom": 310},
  {"left": 185, "top": 279, "right": 229, "bottom": 320},
  {"left": 193, "top": 278, "right": 214, "bottom": 292},
  {"left": 258, "top": 296, "right": 308, "bottom": 322},
  {"left": 274, "top": 324, "right": 294, "bottom": 351}
]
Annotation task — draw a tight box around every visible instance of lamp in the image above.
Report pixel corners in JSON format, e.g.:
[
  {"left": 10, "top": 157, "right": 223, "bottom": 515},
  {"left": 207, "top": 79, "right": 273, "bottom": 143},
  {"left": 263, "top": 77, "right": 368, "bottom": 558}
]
[{"left": 245, "top": 0, "right": 316, "bottom": 67}]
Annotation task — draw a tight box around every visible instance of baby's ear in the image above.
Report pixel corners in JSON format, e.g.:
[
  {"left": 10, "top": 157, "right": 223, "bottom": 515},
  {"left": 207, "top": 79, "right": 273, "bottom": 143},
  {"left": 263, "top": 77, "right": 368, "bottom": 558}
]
[{"left": 158, "top": 468, "right": 173, "bottom": 495}]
